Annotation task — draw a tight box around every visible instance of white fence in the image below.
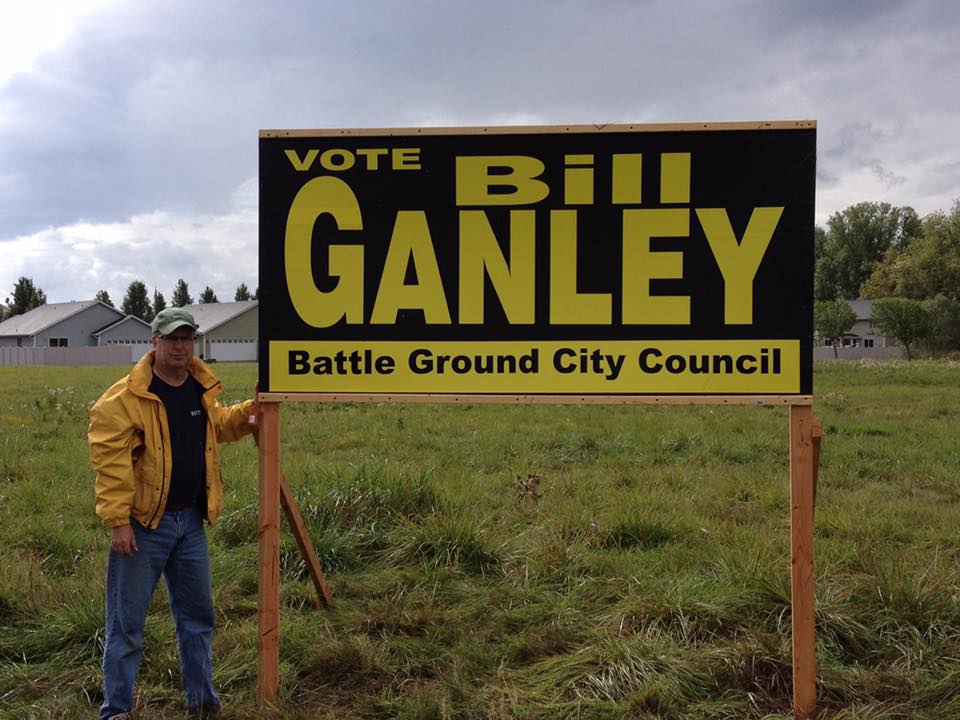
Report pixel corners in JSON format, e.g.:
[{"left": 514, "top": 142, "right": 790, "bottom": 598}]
[{"left": 0, "top": 346, "right": 133, "bottom": 367}]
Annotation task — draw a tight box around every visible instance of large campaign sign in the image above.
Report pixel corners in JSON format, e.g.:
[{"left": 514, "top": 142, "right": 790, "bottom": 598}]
[{"left": 258, "top": 122, "right": 816, "bottom": 398}]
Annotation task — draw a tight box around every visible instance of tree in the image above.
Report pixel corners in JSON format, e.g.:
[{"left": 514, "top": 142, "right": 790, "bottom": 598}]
[
  {"left": 172, "top": 279, "right": 193, "bottom": 307},
  {"left": 153, "top": 290, "right": 167, "bottom": 316},
  {"left": 871, "top": 298, "right": 934, "bottom": 360},
  {"left": 923, "top": 294, "right": 960, "bottom": 354},
  {"left": 862, "top": 201, "right": 960, "bottom": 304},
  {"left": 95, "top": 290, "right": 114, "bottom": 307},
  {"left": 254, "top": 286, "right": 259, "bottom": 301},
  {"left": 122, "top": 280, "right": 152, "bottom": 321},
  {"left": 814, "top": 299, "right": 857, "bottom": 359},
  {"left": 199, "top": 286, "right": 219, "bottom": 304},
  {"left": 814, "top": 202, "right": 921, "bottom": 300},
  {"left": 5, "top": 277, "right": 47, "bottom": 316},
  {"left": 234, "top": 282, "right": 252, "bottom": 301}
]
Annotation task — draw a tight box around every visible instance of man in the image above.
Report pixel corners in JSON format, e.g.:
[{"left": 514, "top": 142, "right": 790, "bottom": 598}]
[{"left": 89, "top": 307, "right": 256, "bottom": 720}]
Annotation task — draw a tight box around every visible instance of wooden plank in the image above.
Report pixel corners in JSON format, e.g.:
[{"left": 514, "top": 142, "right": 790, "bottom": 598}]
[
  {"left": 811, "top": 418, "right": 823, "bottom": 509},
  {"left": 258, "top": 392, "right": 814, "bottom": 406},
  {"left": 257, "top": 402, "right": 281, "bottom": 704},
  {"left": 790, "top": 404, "right": 817, "bottom": 718},
  {"left": 279, "top": 473, "right": 333, "bottom": 608},
  {"left": 260, "top": 120, "right": 815, "bottom": 138},
  {"left": 250, "top": 421, "right": 333, "bottom": 610}
]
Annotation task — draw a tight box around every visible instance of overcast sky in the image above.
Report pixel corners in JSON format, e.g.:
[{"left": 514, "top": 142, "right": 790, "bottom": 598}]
[{"left": 1, "top": 0, "right": 958, "bottom": 306}]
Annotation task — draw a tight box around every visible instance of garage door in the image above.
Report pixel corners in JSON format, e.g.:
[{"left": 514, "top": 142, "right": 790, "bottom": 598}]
[{"left": 208, "top": 339, "right": 257, "bottom": 362}]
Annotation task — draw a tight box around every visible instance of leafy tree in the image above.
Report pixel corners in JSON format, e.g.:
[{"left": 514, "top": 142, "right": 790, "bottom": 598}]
[
  {"left": 121, "top": 280, "right": 152, "bottom": 321},
  {"left": 862, "top": 201, "right": 960, "bottom": 303},
  {"left": 172, "top": 279, "right": 193, "bottom": 307},
  {"left": 923, "top": 294, "right": 960, "bottom": 354},
  {"left": 5, "top": 277, "right": 47, "bottom": 316},
  {"left": 95, "top": 290, "right": 114, "bottom": 307},
  {"left": 814, "top": 299, "right": 857, "bottom": 359},
  {"left": 153, "top": 290, "right": 167, "bottom": 316},
  {"left": 871, "top": 297, "right": 934, "bottom": 360},
  {"left": 814, "top": 202, "right": 921, "bottom": 300},
  {"left": 254, "top": 286, "right": 259, "bottom": 301},
  {"left": 199, "top": 286, "right": 219, "bottom": 304},
  {"left": 234, "top": 282, "right": 252, "bottom": 301}
]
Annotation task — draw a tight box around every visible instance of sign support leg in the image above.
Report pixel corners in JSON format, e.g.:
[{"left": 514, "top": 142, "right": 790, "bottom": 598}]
[
  {"left": 257, "top": 401, "right": 281, "bottom": 704},
  {"left": 790, "top": 404, "right": 816, "bottom": 718},
  {"left": 280, "top": 471, "right": 333, "bottom": 607}
]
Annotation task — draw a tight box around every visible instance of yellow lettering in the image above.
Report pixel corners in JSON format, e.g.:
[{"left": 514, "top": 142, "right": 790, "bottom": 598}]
[
  {"left": 660, "top": 153, "right": 690, "bottom": 204},
  {"left": 320, "top": 149, "right": 355, "bottom": 171},
  {"left": 371, "top": 211, "right": 451, "bottom": 324},
  {"left": 696, "top": 207, "right": 783, "bottom": 324},
  {"left": 285, "top": 149, "right": 318, "bottom": 172},
  {"left": 393, "top": 147, "right": 421, "bottom": 170},
  {"left": 456, "top": 156, "right": 549, "bottom": 206},
  {"left": 622, "top": 209, "right": 690, "bottom": 325},
  {"left": 564, "top": 154, "right": 594, "bottom": 205},
  {"left": 612, "top": 153, "right": 642, "bottom": 204},
  {"left": 458, "top": 210, "right": 535, "bottom": 324},
  {"left": 284, "top": 177, "right": 364, "bottom": 327},
  {"left": 549, "top": 210, "right": 611, "bottom": 324},
  {"left": 356, "top": 148, "right": 388, "bottom": 170}
]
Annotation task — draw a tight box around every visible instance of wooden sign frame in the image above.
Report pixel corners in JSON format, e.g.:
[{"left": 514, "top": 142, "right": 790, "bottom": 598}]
[{"left": 256, "top": 120, "right": 821, "bottom": 717}]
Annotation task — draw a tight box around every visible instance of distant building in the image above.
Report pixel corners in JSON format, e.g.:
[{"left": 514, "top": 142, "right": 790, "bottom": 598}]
[
  {"left": 814, "top": 299, "right": 900, "bottom": 359},
  {"left": 183, "top": 301, "right": 258, "bottom": 362},
  {"left": 94, "top": 314, "right": 153, "bottom": 362},
  {"left": 0, "top": 301, "right": 125, "bottom": 349}
]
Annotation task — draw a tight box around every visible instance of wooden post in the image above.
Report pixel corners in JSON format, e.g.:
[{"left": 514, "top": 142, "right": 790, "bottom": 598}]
[
  {"left": 789, "top": 404, "right": 816, "bottom": 718},
  {"left": 811, "top": 418, "right": 823, "bottom": 510},
  {"left": 257, "top": 401, "right": 281, "bottom": 704}
]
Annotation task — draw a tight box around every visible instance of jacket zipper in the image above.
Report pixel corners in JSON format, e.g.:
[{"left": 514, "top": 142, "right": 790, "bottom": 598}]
[{"left": 146, "top": 401, "right": 167, "bottom": 527}]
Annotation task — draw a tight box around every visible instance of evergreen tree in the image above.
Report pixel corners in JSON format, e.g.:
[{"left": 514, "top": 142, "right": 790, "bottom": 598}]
[
  {"left": 172, "top": 279, "right": 193, "bottom": 307},
  {"left": 5, "top": 277, "right": 47, "bottom": 316},
  {"left": 234, "top": 282, "right": 252, "bottom": 301},
  {"left": 254, "top": 287, "right": 259, "bottom": 301},
  {"left": 153, "top": 290, "right": 167, "bottom": 316},
  {"left": 95, "top": 290, "right": 114, "bottom": 307},
  {"left": 121, "top": 280, "right": 152, "bottom": 321},
  {"left": 199, "top": 286, "right": 219, "bottom": 304}
]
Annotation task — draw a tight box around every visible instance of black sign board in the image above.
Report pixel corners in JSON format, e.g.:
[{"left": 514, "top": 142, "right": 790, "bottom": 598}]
[{"left": 258, "top": 122, "right": 815, "bottom": 398}]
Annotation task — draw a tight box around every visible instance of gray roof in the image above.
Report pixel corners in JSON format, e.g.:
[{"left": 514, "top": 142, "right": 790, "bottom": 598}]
[
  {"left": 182, "top": 301, "right": 258, "bottom": 334},
  {"left": 93, "top": 314, "right": 151, "bottom": 336},
  {"left": 0, "top": 300, "right": 122, "bottom": 336},
  {"left": 849, "top": 299, "right": 874, "bottom": 320}
]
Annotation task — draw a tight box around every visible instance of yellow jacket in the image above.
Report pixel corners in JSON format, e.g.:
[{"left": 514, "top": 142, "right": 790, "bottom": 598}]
[{"left": 89, "top": 352, "right": 255, "bottom": 529}]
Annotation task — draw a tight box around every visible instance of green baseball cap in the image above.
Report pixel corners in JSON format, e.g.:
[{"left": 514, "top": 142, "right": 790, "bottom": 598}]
[{"left": 151, "top": 307, "right": 199, "bottom": 336}]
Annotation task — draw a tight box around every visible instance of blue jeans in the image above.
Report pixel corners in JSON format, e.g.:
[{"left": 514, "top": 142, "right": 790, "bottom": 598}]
[{"left": 100, "top": 505, "right": 218, "bottom": 719}]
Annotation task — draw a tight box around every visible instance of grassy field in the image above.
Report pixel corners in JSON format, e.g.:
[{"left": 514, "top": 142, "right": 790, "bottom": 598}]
[{"left": 1, "top": 360, "right": 959, "bottom": 719}]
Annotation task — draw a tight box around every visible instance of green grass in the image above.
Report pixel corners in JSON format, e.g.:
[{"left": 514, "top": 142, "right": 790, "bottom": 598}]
[{"left": 1, "top": 359, "right": 959, "bottom": 718}]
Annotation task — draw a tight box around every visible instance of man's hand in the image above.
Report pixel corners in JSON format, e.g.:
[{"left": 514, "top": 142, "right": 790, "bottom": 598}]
[{"left": 111, "top": 525, "right": 138, "bottom": 556}]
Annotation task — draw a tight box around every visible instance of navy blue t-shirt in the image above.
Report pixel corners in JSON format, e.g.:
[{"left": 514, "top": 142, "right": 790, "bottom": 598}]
[{"left": 149, "top": 373, "right": 207, "bottom": 510}]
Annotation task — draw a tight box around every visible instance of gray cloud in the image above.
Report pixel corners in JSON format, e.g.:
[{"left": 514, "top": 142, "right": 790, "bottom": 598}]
[{"left": 1, "top": 0, "right": 959, "bottom": 300}]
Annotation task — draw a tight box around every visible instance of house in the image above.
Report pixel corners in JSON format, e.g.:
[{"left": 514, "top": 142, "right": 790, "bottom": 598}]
[
  {"left": 0, "top": 300, "right": 125, "bottom": 348},
  {"left": 94, "top": 314, "right": 153, "bottom": 361},
  {"left": 183, "top": 301, "right": 258, "bottom": 362},
  {"left": 814, "top": 299, "right": 900, "bottom": 359}
]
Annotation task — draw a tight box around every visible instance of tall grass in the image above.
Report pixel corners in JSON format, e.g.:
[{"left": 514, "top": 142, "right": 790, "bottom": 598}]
[{"left": 0, "top": 359, "right": 958, "bottom": 718}]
